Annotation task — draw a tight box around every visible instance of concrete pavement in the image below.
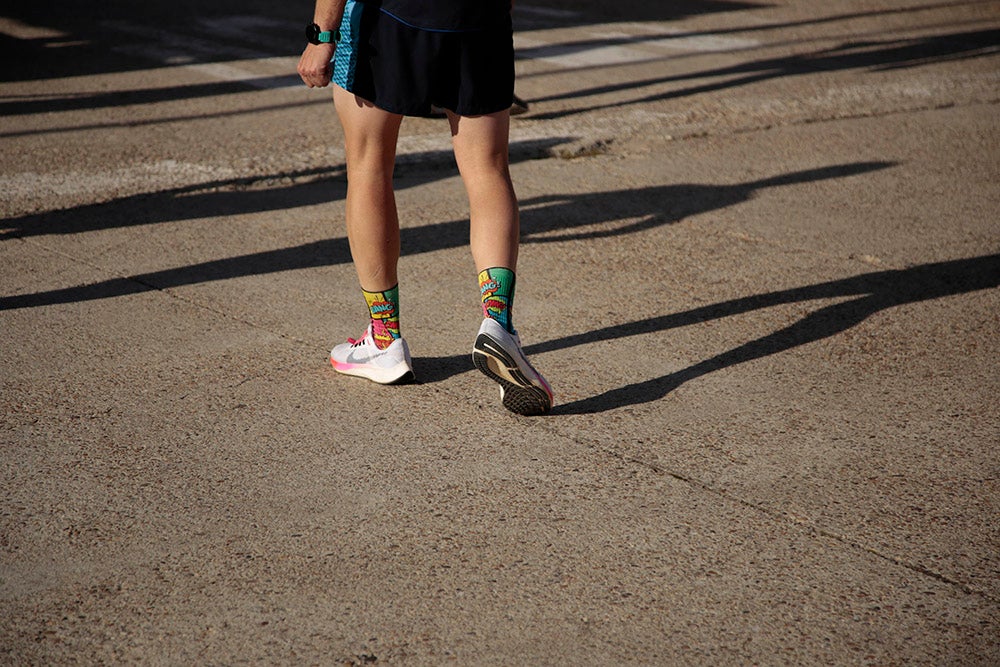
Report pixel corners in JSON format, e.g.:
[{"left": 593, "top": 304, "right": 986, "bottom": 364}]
[{"left": 2, "top": 0, "right": 999, "bottom": 663}]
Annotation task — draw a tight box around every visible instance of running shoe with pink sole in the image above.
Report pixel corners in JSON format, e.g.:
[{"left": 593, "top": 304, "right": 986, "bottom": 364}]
[{"left": 330, "top": 325, "right": 414, "bottom": 384}]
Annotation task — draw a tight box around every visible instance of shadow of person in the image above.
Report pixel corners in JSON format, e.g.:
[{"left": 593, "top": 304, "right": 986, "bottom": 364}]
[
  {"left": 1, "top": 137, "right": 571, "bottom": 240},
  {"left": 517, "top": 162, "right": 892, "bottom": 244},
  {"left": 549, "top": 253, "right": 1000, "bottom": 414},
  {"left": 1, "top": 161, "right": 892, "bottom": 311},
  {"left": 412, "top": 254, "right": 1000, "bottom": 389},
  {"left": 529, "top": 28, "right": 1000, "bottom": 121}
]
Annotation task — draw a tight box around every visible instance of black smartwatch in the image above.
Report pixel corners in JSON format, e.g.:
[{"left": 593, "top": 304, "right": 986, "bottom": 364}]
[{"left": 305, "top": 23, "right": 336, "bottom": 45}]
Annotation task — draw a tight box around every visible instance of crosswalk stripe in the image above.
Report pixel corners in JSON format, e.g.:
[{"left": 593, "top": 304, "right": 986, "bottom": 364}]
[
  {"left": 515, "top": 26, "right": 759, "bottom": 69},
  {"left": 102, "top": 15, "right": 759, "bottom": 86}
]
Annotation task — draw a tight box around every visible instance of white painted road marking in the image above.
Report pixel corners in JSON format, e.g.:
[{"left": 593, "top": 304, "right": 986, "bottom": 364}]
[
  {"left": 103, "top": 18, "right": 301, "bottom": 89},
  {"left": 515, "top": 26, "right": 759, "bottom": 69},
  {"left": 99, "top": 15, "right": 758, "bottom": 87}
]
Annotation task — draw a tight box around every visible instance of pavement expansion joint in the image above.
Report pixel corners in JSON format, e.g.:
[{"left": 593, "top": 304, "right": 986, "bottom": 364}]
[{"left": 539, "top": 426, "right": 998, "bottom": 606}]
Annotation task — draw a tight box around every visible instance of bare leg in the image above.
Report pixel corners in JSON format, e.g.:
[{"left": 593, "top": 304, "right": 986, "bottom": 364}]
[
  {"left": 334, "top": 86, "right": 404, "bottom": 292},
  {"left": 447, "top": 110, "right": 519, "bottom": 272},
  {"left": 449, "top": 109, "right": 552, "bottom": 414}
]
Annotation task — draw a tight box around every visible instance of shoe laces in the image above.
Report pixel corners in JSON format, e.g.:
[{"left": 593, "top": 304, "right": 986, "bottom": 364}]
[{"left": 347, "top": 330, "right": 371, "bottom": 347}]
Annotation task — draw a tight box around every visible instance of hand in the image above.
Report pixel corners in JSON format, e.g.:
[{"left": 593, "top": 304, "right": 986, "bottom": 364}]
[{"left": 297, "top": 43, "right": 336, "bottom": 88}]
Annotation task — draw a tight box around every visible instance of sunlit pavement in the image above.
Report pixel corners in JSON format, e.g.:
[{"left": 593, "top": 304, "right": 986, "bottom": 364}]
[{"left": 2, "top": 1, "right": 998, "bottom": 663}]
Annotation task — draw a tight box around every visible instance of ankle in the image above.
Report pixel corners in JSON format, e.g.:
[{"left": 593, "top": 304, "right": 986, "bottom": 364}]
[
  {"left": 363, "top": 284, "right": 401, "bottom": 350},
  {"left": 478, "top": 267, "right": 516, "bottom": 333}
]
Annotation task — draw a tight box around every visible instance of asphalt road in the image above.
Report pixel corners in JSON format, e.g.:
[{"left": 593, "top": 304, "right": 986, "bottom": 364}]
[{"left": 2, "top": 0, "right": 999, "bottom": 664}]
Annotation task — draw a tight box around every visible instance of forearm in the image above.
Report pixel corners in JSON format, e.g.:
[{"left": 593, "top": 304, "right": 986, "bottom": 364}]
[{"left": 313, "top": 0, "right": 348, "bottom": 32}]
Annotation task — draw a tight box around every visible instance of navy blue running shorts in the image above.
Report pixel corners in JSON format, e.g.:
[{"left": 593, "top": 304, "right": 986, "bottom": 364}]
[{"left": 331, "top": 0, "right": 515, "bottom": 117}]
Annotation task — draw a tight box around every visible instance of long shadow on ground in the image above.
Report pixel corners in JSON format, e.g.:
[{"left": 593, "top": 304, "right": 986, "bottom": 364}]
[
  {"left": 416, "top": 253, "right": 1000, "bottom": 415},
  {"left": 0, "top": 161, "right": 888, "bottom": 310}
]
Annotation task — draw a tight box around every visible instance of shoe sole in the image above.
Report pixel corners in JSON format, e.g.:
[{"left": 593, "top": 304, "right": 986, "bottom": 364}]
[
  {"left": 473, "top": 333, "right": 551, "bottom": 416},
  {"left": 330, "top": 357, "right": 414, "bottom": 385}
]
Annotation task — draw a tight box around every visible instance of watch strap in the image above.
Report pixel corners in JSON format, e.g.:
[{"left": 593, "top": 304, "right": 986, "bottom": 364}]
[{"left": 306, "top": 23, "right": 337, "bottom": 45}]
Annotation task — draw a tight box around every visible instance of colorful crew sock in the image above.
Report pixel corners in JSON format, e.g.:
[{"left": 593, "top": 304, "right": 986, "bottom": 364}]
[
  {"left": 478, "top": 267, "right": 516, "bottom": 334},
  {"left": 362, "top": 284, "right": 401, "bottom": 350}
]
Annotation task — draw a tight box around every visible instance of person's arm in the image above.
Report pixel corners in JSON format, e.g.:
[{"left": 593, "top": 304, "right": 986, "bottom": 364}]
[{"left": 297, "top": 0, "right": 347, "bottom": 88}]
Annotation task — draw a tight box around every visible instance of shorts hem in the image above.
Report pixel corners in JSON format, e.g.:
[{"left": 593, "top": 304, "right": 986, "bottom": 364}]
[{"left": 333, "top": 0, "right": 514, "bottom": 120}]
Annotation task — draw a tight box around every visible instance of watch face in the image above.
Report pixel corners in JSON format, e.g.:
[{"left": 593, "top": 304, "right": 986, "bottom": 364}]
[{"left": 306, "top": 23, "right": 320, "bottom": 44}]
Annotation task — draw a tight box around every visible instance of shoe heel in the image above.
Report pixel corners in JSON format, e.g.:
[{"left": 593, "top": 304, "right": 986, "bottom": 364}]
[{"left": 473, "top": 333, "right": 551, "bottom": 416}]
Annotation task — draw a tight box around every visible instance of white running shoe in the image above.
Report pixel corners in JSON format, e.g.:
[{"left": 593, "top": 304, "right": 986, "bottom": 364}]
[
  {"left": 330, "top": 325, "right": 414, "bottom": 384},
  {"left": 472, "top": 318, "right": 553, "bottom": 415}
]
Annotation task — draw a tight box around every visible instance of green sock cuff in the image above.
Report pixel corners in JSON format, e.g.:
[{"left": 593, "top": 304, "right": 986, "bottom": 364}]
[{"left": 478, "top": 267, "right": 516, "bottom": 333}]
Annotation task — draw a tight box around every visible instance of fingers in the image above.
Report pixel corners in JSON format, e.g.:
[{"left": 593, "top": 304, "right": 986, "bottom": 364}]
[
  {"left": 298, "top": 60, "right": 331, "bottom": 88},
  {"left": 298, "top": 44, "right": 335, "bottom": 88},
  {"left": 301, "top": 67, "right": 332, "bottom": 88}
]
